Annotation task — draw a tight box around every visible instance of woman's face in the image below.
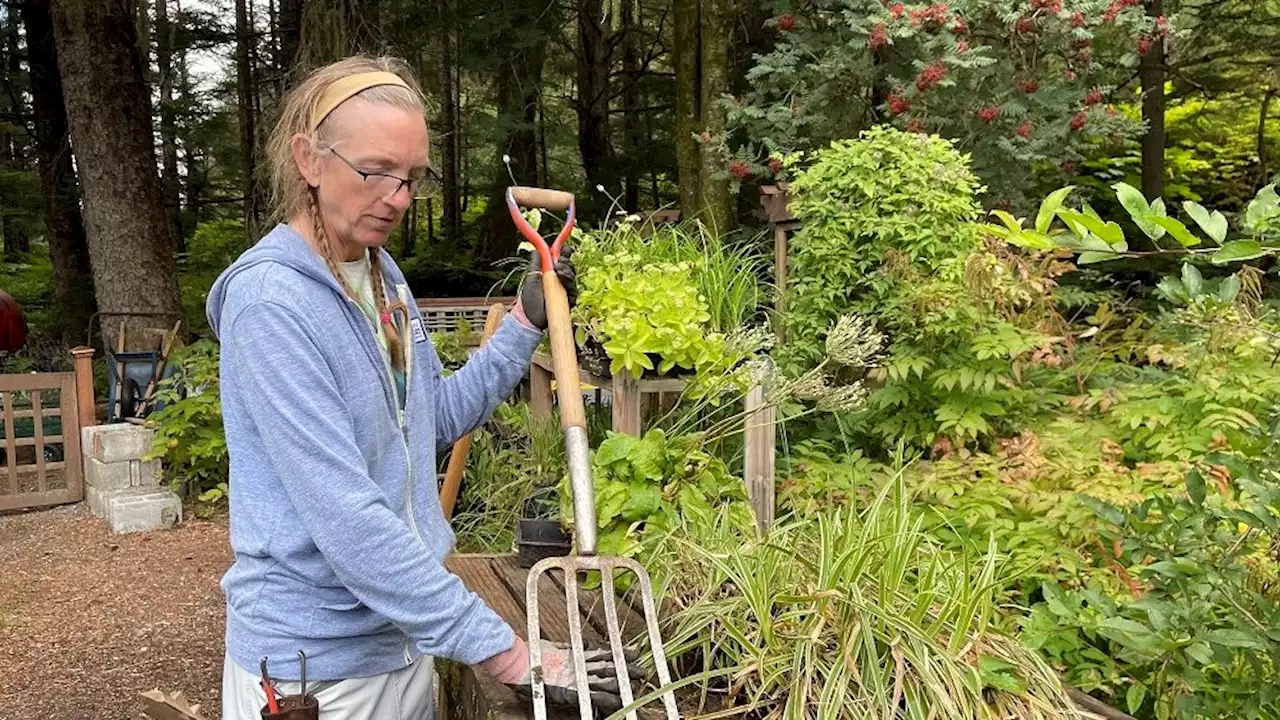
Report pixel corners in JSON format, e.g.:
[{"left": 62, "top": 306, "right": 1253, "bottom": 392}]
[{"left": 296, "top": 98, "right": 428, "bottom": 261}]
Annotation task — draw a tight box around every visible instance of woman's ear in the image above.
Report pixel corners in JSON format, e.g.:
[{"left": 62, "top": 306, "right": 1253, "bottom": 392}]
[{"left": 291, "top": 133, "right": 320, "bottom": 188}]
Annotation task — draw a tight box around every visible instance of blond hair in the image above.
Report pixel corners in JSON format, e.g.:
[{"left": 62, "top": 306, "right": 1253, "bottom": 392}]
[{"left": 266, "top": 55, "right": 426, "bottom": 375}]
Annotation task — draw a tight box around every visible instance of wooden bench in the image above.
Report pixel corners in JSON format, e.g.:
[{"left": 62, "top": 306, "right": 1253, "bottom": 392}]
[{"left": 439, "top": 554, "right": 657, "bottom": 720}]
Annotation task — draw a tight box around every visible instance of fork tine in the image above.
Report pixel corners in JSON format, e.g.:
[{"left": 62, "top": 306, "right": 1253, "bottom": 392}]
[
  {"left": 600, "top": 565, "right": 637, "bottom": 720},
  {"left": 527, "top": 560, "right": 549, "bottom": 720},
  {"left": 627, "top": 559, "right": 680, "bottom": 720},
  {"left": 563, "top": 564, "right": 594, "bottom": 720}
]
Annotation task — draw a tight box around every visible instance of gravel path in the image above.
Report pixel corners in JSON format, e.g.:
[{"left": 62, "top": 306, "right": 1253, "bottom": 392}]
[{"left": 0, "top": 503, "right": 231, "bottom": 720}]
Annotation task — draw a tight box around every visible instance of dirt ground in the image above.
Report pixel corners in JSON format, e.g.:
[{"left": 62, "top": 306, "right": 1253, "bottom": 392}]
[{"left": 0, "top": 502, "right": 232, "bottom": 720}]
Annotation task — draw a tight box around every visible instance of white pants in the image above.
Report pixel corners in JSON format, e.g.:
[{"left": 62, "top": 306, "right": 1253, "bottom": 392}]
[{"left": 222, "top": 653, "right": 435, "bottom": 720}]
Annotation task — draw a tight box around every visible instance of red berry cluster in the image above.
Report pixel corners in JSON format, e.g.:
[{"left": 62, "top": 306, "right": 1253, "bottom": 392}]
[
  {"left": 908, "top": 3, "right": 951, "bottom": 27},
  {"left": 1101, "top": 0, "right": 1141, "bottom": 23},
  {"left": 888, "top": 92, "right": 912, "bottom": 115},
  {"left": 914, "top": 61, "right": 947, "bottom": 91},
  {"left": 889, "top": 3, "right": 905, "bottom": 19},
  {"left": 1015, "top": 121, "right": 1032, "bottom": 139},
  {"left": 1137, "top": 36, "right": 1152, "bottom": 55},
  {"left": 951, "top": 16, "right": 968, "bottom": 34},
  {"left": 1064, "top": 69, "right": 1078, "bottom": 81},
  {"left": 1015, "top": 17, "right": 1036, "bottom": 33},
  {"left": 869, "top": 23, "right": 889, "bottom": 49},
  {"left": 730, "top": 161, "right": 752, "bottom": 180},
  {"left": 1062, "top": 160, "right": 1077, "bottom": 174},
  {"left": 906, "top": 118, "right": 926, "bottom": 133},
  {"left": 776, "top": 13, "right": 796, "bottom": 32},
  {"left": 1069, "top": 111, "right": 1088, "bottom": 131},
  {"left": 768, "top": 158, "right": 783, "bottom": 175},
  {"left": 1031, "top": 0, "right": 1063, "bottom": 12},
  {"left": 1071, "top": 10, "right": 1085, "bottom": 27},
  {"left": 978, "top": 105, "right": 1001, "bottom": 123},
  {"left": 1019, "top": 79, "right": 1040, "bottom": 93},
  {"left": 1084, "top": 88, "right": 1104, "bottom": 106},
  {"left": 956, "top": 39, "right": 970, "bottom": 53}
]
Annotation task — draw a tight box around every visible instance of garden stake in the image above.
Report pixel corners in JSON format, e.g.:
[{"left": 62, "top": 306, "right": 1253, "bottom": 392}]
[{"left": 505, "top": 186, "right": 680, "bottom": 720}]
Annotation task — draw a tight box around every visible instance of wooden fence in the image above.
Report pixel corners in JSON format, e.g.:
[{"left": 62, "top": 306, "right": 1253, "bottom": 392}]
[{"left": 0, "top": 348, "right": 96, "bottom": 512}]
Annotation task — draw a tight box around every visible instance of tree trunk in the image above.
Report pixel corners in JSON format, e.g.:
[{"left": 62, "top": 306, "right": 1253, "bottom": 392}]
[
  {"left": 236, "top": 0, "right": 258, "bottom": 239},
  {"left": 478, "top": 42, "right": 544, "bottom": 264},
  {"left": 135, "top": 0, "right": 151, "bottom": 78},
  {"left": 576, "top": 0, "right": 615, "bottom": 217},
  {"left": 435, "top": 0, "right": 459, "bottom": 245},
  {"left": 278, "top": 0, "right": 302, "bottom": 79},
  {"left": 673, "top": 0, "right": 700, "bottom": 219},
  {"left": 698, "top": 0, "right": 733, "bottom": 233},
  {"left": 621, "top": 0, "right": 640, "bottom": 211},
  {"left": 20, "top": 0, "right": 96, "bottom": 344},
  {"left": 2, "top": 6, "right": 30, "bottom": 261},
  {"left": 49, "top": 0, "right": 183, "bottom": 351},
  {"left": 155, "top": 0, "right": 183, "bottom": 252},
  {"left": 1139, "top": 0, "right": 1165, "bottom": 202}
]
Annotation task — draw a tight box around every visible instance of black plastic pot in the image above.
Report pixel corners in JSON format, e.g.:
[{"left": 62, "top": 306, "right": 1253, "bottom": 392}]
[{"left": 516, "top": 518, "right": 572, "bottom": 568}]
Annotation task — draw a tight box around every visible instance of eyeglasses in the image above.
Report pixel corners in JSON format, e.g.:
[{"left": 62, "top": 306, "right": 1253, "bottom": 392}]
[{"left": 329, "top": 148, "right": 441, "bottom": 198}]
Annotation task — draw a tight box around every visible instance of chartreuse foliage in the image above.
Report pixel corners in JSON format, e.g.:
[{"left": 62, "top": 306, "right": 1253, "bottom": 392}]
[{"left": 781, "top": 126, "right": 1063, "bottom": 451}]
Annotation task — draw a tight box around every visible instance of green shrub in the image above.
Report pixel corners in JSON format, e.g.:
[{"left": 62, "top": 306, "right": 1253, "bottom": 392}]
[
  {"left": 144, "top": 339, "right": 227, "bottom": 515},
  {"left": 782, "top": 126, "right": 1063, "bottom": 452}
]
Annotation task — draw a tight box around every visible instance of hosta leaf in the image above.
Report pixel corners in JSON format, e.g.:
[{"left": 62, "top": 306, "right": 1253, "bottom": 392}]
[
  {"left": 1182, "top": 201, "right": 1228, "bottom": 243},
  {"left": 1211, "top": 240, "right": 1267, "bottom": 265}
]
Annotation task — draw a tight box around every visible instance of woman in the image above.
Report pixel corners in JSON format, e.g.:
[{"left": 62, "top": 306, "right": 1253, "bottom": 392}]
[{"left": 210, "top": 56, "right": 625, "bottom": 719}]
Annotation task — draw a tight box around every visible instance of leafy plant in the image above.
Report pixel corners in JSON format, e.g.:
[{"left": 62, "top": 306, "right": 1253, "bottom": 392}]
[
  {"left": 781, "top": 126, "right": 1067, "bottom": 452},
  {"left": 144, "top": 339, "right": 227, "bottom": 504},
  {"left": 1023, "top": 458, "right": 1280, "bottom": 719},
  {"left": 652, "top": 468, "right": 1084, "bottom": 720}
]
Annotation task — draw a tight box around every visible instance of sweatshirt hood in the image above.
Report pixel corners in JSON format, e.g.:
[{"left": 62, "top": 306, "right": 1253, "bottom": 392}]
[{"left": 207, "top": 223, "right": 385, "bottom": 340}]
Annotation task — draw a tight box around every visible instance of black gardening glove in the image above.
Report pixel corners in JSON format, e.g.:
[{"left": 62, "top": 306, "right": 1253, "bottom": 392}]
[
  {"left": 518, "top": 246, "right": 577, "bottom": 331},
  {"left": 507, "top": 640, "right": 645, "bottom": 714}
]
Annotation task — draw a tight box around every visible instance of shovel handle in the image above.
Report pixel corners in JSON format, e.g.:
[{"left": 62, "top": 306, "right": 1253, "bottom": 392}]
[
  {"left": 509, "top": 186, "right": 575, "bottom": 212},
  {"left": 439, "top": 304, "right": 506, "bottom": 519}
]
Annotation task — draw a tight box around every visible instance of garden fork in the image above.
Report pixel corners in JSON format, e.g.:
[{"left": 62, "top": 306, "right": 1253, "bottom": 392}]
[{"left": 506, "top": 186, "right": 680, "bottom": 720}]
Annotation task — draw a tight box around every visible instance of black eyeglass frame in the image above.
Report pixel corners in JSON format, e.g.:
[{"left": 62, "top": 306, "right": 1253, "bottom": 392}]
[{"left": 329, "top": 148, "right": 442, "bottom": 197}]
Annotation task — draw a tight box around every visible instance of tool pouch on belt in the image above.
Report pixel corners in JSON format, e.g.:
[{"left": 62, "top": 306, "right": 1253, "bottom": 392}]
[{"left": 260, "top": 694, "right": 319, "bottom": 720}]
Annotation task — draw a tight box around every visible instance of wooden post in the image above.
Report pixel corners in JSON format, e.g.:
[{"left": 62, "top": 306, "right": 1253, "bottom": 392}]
[
  {"left": 760, "top": 185, "right": 797, "bottom": 342},
  {"left": 71, "top": 346, "right": 96, "bottom": 430},
  {"left": 611, "top": 371, "right": 642, "bottom": 436},
  {"left": 774, "top": 224, "right": 788, "bottom": 338},
  {"left": 743, "top": 383, "right": 776, "bottom": 531},
  {"left": 530, "top": 363, "right": 554, "bottom": 422}
]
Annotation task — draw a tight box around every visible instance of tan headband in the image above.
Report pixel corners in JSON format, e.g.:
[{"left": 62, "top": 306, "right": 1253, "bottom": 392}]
[{"left": 309, "top": 71, "right": 412, "bottom": 132}]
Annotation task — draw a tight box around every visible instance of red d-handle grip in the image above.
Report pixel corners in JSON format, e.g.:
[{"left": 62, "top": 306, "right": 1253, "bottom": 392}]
[{"left": 505, "top": 187, "right": 576, "bottom": 273}]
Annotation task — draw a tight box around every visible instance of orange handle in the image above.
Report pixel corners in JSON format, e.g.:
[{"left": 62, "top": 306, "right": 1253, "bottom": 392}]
[{"left": 440, "top": 304, "right": 507, "bottom": 520}]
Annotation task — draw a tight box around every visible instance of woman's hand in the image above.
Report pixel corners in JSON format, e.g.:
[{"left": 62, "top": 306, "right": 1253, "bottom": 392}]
[
  {"left": 515, "top": 246, "right": 577, "bottom": 331},
  {"left": 480, "top": 634, "right": 643, "bottom": 713}
]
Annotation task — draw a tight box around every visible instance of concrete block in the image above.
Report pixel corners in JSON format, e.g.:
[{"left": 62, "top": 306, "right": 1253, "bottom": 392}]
[
  {"left": 86, "top": 484, "right": 105, "bottom": 518},
  {"left": 85, "top": 456, "right": 163, "bottom": 491},
  {"left": 82, "top": 423, "right": 156, "bottom": 464},
  {"left": 106, "top": 489, "right": 182, "bottom": 534}
]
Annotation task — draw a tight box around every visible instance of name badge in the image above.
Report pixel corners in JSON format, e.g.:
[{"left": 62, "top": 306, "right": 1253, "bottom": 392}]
[{"left": 410, "top": 317, "right": 428, "bottom": 344}]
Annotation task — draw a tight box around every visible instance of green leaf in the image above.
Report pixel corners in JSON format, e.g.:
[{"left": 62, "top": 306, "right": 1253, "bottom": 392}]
[
  {"left": 1211, "top": 240, "right": 1268, "bottom": 265},
  {"left": 1183, "top": 201, "right": 1228, "bottom": 243},
  {"left": 1127, "top": 683, "right": 1147, "bottom": 714},
  {"left": 1037, "top": 186, "right": 1075, "bottom": 234},
  {"left": 990, "top": 210, "right": 1023, "bottom": 233},
  {"left": 1182, "top": 263, "right": 1203, "bottom": 297},
  {"left": 1149, "top": 216, "right": 1200, "bottom": 247},
  {"left": 1244, "top": 183, "right": 1279, "bottom": 231},
  {"left": 1204, "top": 629, "right": 1265, "bottom": 649},
  {"left": 1078, "top": 251, "right": 1119, "bottom": 265},
  {"left": 1186, "top": 642, "right": 1213, "bottom": 665},
  {"left": 618, "top": 482, "right": 662, "bottom": 521},
  {"left": 1114, "top": 182, "right": 1164, "bottom": 239},
  {"left": 1186, "top": 468, "right": 1206, "bottom": 505},
  {"left": 1059, "top": 210, "right": 1124, "bottom": 245},
  {"left": 595, "top": 433, "right": 638, "bottom": 466},
  {"left": 1217, "top": 274, "right": 1242, "bottom": 302}
]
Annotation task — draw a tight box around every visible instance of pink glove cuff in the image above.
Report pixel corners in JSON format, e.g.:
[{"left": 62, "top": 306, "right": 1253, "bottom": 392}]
[{"left": 480, "top": 634, "right": 530, "bottom": 683}]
